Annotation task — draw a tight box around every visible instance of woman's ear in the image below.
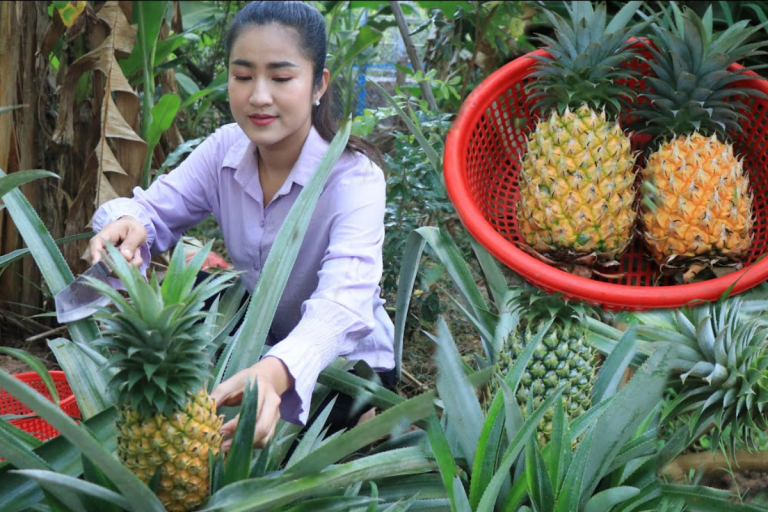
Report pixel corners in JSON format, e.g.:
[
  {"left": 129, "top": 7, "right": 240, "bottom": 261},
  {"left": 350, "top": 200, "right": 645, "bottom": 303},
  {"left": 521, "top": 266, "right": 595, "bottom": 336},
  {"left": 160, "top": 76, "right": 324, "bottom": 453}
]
[{"left": 315, "top": 68, "right": 330, "bottom": 103}]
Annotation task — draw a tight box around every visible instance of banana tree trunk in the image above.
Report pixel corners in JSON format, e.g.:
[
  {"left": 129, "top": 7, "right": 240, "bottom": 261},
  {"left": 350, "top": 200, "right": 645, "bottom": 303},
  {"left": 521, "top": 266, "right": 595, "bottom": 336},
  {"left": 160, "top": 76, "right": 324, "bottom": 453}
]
[{"left": 0, "top": 1, "right": 48, "bottom": 318}]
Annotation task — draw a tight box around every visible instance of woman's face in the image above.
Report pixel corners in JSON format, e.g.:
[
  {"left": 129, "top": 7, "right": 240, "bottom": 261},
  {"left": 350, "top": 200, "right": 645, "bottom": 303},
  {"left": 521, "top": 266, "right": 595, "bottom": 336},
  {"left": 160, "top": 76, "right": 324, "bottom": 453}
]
[{"left": 227, "top": 24, "right": 327, "bottom": 151}]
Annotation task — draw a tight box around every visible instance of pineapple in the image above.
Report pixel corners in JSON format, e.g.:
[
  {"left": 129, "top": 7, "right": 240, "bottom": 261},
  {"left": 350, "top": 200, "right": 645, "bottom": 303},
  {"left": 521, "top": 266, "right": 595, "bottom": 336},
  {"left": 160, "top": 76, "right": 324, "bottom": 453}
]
[
  {"left": 87, "top": 242, "right": 234, "bottom": 511},
  {"left": 517, "top": 1, "right": 649, "bottom": 277},
  {"left": 634, "top": 5, "right": 768, "bottom": 282},
  {"left": 493, "top": 285, "right": 599, "bottom": 442}
]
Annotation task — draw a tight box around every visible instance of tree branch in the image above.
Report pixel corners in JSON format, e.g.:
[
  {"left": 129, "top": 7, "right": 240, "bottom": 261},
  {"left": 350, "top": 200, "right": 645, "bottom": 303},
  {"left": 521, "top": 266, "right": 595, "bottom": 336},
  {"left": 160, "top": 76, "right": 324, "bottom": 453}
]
[{"left": 389, "top": 1, "right": 439, "bottom": 112}]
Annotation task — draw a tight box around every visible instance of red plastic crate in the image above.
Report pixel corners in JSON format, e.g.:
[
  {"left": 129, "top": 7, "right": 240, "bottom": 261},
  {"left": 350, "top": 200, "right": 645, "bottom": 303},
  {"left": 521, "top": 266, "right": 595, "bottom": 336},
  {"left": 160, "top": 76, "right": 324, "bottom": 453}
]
[
  {"left": 0, "top": 371, "right": 81, "bottom": 441},
  {"left": 444, "top": 44, "right": 768, "bottom": 310}
]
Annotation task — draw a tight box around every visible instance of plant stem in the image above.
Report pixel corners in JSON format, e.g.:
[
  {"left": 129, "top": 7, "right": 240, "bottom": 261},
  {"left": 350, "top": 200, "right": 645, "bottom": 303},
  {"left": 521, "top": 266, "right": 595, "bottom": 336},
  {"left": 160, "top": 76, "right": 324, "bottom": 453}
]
[
  {"left": 139, "top": 8, "right": 159, "bottom": 189},
  {"left": 459, "top": 2, "right": 499, "bottom": 101},
  {"left": 389, "top": 1, "right": 439, "bottom": 111}
]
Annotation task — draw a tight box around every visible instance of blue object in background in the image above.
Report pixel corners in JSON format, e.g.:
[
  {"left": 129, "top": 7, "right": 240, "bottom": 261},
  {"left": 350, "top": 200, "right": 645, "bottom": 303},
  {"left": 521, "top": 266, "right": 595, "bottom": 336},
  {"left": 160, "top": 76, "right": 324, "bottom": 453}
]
[{"left": 354, "top": 63, "right": 412, "bottom": 116}]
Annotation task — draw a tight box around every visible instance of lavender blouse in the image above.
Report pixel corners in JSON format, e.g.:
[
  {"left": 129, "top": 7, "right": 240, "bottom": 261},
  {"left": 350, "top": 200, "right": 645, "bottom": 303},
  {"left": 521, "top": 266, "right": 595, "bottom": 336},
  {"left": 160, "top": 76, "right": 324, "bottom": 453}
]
[{"left": 92, "top": 123, "right": 395, "bottom": 425}]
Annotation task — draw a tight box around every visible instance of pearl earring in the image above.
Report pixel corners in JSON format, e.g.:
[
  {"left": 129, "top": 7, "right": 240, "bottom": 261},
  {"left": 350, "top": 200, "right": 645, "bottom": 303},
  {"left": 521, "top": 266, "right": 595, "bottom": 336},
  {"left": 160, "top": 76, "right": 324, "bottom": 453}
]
[{"left": 314, "top": 99, "right": 320, "bottom": 106}]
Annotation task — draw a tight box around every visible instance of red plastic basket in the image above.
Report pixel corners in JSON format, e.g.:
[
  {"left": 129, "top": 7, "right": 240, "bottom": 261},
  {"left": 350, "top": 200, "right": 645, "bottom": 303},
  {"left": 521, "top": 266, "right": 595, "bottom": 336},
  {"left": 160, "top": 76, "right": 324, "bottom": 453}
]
[
  {"left": 0, "top": 371, "right": 81, "bottom": 441},
  {"left": 444, "top": 46, "right": 768, "bottom": 311}
]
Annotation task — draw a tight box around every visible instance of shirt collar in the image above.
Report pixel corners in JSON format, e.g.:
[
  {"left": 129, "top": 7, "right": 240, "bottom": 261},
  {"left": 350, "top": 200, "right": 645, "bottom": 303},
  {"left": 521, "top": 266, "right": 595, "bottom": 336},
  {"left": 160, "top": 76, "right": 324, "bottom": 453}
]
[{"left": 224, "top": 125, "right": 331, "bottom": 202}]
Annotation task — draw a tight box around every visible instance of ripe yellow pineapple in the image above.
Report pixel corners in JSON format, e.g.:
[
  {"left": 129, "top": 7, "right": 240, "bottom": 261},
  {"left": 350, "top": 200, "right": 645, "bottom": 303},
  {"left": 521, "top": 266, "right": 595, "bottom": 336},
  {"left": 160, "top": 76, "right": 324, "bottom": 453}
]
[
  {"left": 88, "top": 242, "right": 234, "bottom": 511},
  {"left": 517, "top": 1, "right": 650, "bottom": 277},
  {"left": 635, "top": 5, "right": 767, "bottom": 282}
]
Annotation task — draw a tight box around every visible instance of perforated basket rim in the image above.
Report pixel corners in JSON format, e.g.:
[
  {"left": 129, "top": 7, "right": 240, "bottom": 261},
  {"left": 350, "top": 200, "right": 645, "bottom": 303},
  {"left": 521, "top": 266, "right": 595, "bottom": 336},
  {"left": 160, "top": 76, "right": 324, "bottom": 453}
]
[
  {"left": 3, "top": 370, "right": 78, "bottom": 411},
  {"left": 444, "top": 47, "right": 768, "bottom": 311}
]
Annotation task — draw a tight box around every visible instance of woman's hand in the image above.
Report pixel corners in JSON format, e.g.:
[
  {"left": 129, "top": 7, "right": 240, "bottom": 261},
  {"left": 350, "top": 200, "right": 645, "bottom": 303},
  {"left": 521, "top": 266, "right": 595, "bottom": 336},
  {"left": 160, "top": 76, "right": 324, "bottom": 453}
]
[
  {"left": 89, "top": 216, "right": 147, "bottom": 266},
  {"left": 210, "top": 356, "right": 295, "bottom": 451}
]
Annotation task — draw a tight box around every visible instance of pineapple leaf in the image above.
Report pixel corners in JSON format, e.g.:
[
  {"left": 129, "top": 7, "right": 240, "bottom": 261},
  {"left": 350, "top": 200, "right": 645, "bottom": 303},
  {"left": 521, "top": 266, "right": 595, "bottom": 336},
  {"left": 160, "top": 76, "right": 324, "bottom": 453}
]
[
  {"left": 605, "top": 1, "right": 644, "bottom": 34},
  {"left": 425, "top": 412, "right": 467, "bottom": 512},
  {"left": 433, "top": 316, "right": 485, "bottom": 467},
  {"left": 606, "top": 429, "right": 658, "bottom": 475},
  {"left": 661, "top": 483, "right": 768, "bottom": 511},
  {"left": 0, "top": 348, "right": 60, "bottom": 405},
  {"left": 281, "top": 392, "right": 436, "bottom": 480},
  {"left": 284, "top": 396, "right": 337, "bottom": 470},
  {"left": 476, "top": 386, "right": 565, "bottom": 512},
  {"left": 591, "top": 326, "right": 640, "bottom": 403},
  {"left": 0, "top": 369, "right": 166, "bottom": 512},
  {"left": 525, "top": 432, "right": 555, "bottom": 512},
  {"left": 11, "top": 469, "right": 132, "bottom": 511},
  {"left": 583, "top": 486, "right": 641, "bottom": 512},
  {"left": 468, "top": 390, "right": 507, "bottom": 509},
  {"left": 469, "top": 237, "right": 510, "bottom": 314},
  {"left": 204, "top": 447, "right": 436, "bottom": 511},
  {"left": 221, "top": 377, "right": 258, "bottom": 488},
  {"left": 0, "top": 419, "right": 49, "bottom": 470},
  {"left": 545, "top": 396, "right": 571, "bottom": 491},
  {"left": 394, "top": 231, "right": 426, "bottom": 382},
  {"left": 280, "top": 496, "right": 380, "bottom": 512},
  {"left": 0, "top": 169, "right": 58, "bottom": 198},
  {"left": 578, "top": 345, "right": 672, "bottom": 504},
  {"left": 0, "top": 169, "right": 106, "bottom": 417},
  {"left": 222, "top": 121, "right": 351, "bottom": 383},
  {"left": 554, "top": 427, "right": 595, "bottom": 512},
  {"left": 160, "top": 241, "right": 208, "bottom": 306}
]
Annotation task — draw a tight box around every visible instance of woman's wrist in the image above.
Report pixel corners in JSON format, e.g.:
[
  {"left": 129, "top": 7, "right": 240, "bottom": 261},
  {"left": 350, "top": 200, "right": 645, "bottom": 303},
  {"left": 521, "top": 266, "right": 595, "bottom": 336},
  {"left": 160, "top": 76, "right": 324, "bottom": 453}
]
[{"left": 253, "top": 356, "right": 294, "bottom": 395}]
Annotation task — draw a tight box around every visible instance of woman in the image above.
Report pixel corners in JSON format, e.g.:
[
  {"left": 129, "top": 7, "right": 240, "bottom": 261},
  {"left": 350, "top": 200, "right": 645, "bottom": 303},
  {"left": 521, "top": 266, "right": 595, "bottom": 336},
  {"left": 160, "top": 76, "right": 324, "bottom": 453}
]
[{"left": 89, "top": 1, "right": 395, "bottom": 452}]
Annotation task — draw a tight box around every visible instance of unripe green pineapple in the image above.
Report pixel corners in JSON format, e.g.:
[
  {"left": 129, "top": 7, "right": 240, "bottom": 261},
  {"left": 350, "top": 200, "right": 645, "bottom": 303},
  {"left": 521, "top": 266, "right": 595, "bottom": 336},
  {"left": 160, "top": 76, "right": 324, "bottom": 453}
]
[
  {"left": 88, "top": 243, "right": 234, "bottom": 511},
  {"left": 492, "top": 286, "right": 599, "bottom": 443}
]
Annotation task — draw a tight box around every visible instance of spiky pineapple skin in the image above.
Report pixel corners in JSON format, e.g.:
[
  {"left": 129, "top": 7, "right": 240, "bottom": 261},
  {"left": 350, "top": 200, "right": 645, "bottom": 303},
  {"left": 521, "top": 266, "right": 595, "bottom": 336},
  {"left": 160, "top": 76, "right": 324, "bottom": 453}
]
[
  {"left": 117, "top": 389, "right": 223, "bottom": 512},
  {"left": 518, "top": 105, "right": 638, "bottom": 262},
  {"left": 640, "top": 133, "right": 753, "bottom": 267},
  {"left": 496, "top": 314, "right": 597, "bottom": 442}
]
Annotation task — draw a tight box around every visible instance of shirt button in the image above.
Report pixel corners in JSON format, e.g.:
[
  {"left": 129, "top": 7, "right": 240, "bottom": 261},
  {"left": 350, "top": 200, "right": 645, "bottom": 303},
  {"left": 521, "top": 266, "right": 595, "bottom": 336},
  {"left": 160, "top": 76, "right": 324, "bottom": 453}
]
[{"left": 260, "top": 219, "right": 265, "bottom": 228}]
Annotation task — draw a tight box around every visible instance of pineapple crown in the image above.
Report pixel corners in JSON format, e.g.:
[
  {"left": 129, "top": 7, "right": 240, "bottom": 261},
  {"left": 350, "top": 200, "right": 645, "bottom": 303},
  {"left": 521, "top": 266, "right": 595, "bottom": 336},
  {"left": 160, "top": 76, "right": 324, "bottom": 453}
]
[
  {"left": 526, "top": 1, "right": 651, "bottom": 117},
  {"left": 87, "top": 242, "right": 235, "bottom": 417},
  {"left": 658, "top": 296, "right": 768, "bottom": 452},
  {"left": 507, "top": 283, "right": 597, "bottom": 333},
  {"left": 632, "top": 4, "right": 768, "bottom": 141}
]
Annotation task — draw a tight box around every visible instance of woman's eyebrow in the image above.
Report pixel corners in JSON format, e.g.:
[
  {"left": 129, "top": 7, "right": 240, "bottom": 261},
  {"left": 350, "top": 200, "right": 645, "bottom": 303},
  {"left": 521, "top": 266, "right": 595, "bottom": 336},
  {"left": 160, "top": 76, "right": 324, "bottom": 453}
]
[{"left": 230, "top": 58, "right": 299, "bottom": 70}]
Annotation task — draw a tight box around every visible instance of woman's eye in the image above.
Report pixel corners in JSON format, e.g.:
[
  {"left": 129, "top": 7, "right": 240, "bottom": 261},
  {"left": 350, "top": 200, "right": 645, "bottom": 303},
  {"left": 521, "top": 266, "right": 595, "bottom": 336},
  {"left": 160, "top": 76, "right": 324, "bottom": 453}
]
[
  {"left": 273, "top": 77, "right": 292, "bottom": 83},
  {"left": 233, "top": 76, "right": 251, "bottom": 81}
]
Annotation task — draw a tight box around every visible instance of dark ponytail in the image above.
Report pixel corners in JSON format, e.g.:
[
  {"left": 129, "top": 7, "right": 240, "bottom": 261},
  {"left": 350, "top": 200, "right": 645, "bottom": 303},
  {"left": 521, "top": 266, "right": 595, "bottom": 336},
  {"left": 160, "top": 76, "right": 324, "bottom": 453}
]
[{"left": 225, "top": 1, "right": 384, "bottom": 167}]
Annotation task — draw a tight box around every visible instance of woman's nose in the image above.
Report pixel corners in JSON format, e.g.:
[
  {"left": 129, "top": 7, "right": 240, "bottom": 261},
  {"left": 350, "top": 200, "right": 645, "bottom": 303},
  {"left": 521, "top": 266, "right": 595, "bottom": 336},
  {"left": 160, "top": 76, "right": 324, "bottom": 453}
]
[{"left": 249, "top": 80, "right": 272, "bottom": 105}]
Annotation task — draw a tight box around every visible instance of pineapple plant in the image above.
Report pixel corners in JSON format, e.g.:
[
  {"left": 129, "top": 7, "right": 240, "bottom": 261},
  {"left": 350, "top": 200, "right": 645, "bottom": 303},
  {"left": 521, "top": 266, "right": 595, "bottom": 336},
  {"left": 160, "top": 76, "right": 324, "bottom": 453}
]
[
  {"left": 491, "top": 285, "right": 599, "bottom": 443},
  {"left": 628, "top": 295, "right": 768, "bottom": 454},
  {"left": 86, "top": 242, "right": 234, "bottom": 511},
  {"left": 634, "top": 4, "right": 768, "bottom": 283},
  {"left": 517, "top": 1, "right": 649, "bottom": 278}
]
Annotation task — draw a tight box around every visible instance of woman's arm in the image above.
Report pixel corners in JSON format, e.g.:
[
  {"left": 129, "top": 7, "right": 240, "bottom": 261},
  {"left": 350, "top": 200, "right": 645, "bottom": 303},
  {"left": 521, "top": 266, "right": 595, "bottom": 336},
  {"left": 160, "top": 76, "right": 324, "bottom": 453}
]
[{"left": 89, "top": 126, "right": 231, "bottom": 265}]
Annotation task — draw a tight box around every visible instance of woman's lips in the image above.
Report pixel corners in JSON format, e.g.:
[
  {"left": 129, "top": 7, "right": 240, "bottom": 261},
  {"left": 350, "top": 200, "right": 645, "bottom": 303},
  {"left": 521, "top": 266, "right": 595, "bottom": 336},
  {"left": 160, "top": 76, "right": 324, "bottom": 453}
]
[{"left": 249, "top": 114, "right": 277, "bottom": 126}]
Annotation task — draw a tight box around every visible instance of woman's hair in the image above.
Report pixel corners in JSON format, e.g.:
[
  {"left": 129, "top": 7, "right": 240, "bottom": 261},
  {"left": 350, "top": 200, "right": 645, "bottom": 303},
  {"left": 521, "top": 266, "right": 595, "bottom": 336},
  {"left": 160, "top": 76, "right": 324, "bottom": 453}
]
[{"left": 224, "top": 1, "right": 383, "bottom": 166}]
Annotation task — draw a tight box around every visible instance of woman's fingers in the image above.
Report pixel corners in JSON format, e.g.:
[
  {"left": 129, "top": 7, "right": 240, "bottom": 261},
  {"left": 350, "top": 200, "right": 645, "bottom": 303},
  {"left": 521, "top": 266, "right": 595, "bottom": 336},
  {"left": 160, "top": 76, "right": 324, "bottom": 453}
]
[
  {"left": 217, "top": 382, "right": 282, "bottom": 452},
  {"left": 117, "top": 219, "right": 148, "bottom": 263},
  {"left": 254, "top": 391, "right": 281, "bottom": 448},
  {"left": 210, "top": 368, "right": 252, "bottom": 409},
  {"left": 89, "top": 217, "right": 147, "bottom": 265}
]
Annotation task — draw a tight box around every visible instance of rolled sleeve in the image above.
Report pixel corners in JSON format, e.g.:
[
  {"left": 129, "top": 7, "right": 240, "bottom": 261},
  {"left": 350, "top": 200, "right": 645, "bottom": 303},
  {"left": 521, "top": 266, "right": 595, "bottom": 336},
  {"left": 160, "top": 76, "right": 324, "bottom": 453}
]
[{"left": 91, "top": 127, "right": 227, "bottom": 256}]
